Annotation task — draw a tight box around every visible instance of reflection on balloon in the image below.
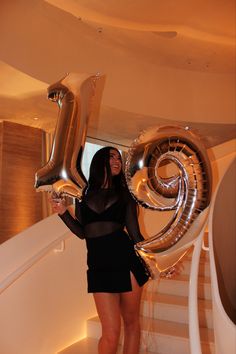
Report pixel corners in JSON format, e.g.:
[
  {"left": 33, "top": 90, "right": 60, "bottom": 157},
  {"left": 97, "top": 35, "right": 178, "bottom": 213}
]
[
  {"left": 35, "top": 72, "right": 105, "bottom": 199},
  {"left": 125, "top": 125, "right": 212, "bottom": 278}
]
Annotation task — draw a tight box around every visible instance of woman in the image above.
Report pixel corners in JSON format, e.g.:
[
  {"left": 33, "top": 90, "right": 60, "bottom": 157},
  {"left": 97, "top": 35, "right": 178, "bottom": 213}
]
[{"left": 50, "top": 146, "right": 149, "bottom": 354}]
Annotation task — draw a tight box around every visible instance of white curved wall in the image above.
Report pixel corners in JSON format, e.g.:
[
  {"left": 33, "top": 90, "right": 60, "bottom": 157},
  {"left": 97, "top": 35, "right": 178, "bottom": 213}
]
[
  {"left": 208, "top": 150, "right": 236, "bottom": 354},
  {"left": 0, "top": 214, "right": 96, "bottom": 354}
]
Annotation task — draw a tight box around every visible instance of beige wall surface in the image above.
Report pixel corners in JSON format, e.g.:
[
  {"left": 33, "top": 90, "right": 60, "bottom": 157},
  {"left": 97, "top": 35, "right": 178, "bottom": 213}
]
[
  {"left": 0, "top": 1, "right": 235, "bottom": 148},
  {"left": 0, "top": 214, "right": 96, "bottom": 354},
  {"left": 213, "top": 158, "right": 236, "bottom": 323},
  {"left": 208, "top": 151, "right": 236, "bottom": 354}
]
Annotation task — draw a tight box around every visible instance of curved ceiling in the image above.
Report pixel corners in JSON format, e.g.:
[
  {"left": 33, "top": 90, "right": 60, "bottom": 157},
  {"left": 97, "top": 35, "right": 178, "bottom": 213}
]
[
  {"left": 0, "top": 0, "right": 235, "bottom": 147},
  {"left": 46, "top": 0, "right": 235, "bottom": 39}
]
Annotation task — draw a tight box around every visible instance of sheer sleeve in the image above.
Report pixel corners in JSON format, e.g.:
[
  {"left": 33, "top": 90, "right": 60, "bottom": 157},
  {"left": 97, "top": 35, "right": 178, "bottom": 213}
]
[
  {"left": 58, "top": 199, "right": 84, "bottom": 239},
  {"left": 124, "top": 191, "right": 145, "bottom": 244}
]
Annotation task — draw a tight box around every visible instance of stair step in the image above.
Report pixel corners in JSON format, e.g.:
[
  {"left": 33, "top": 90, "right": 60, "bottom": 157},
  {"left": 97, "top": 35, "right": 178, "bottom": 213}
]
[
  {"left": 185, "top": 248, "right": 210, "bottom": 261},
  {"left": 181, "top": 259, "right": 210, "bottom": 277},
  {"left": 58, "top": 337, "right": 99, "bottom": 354},
  {"left": 142, "top": 291, "right": 213, "bottom": 328},
  {"left": 57, "top": 336, "right": 158, "bottom": 354},
  {"left": 87, "top": 316, "right": 215, "bottom": 354},
  {"left": 140, "top": 317, "right": 214, "bottom": 354},
  {"left": 146, "top": 275, "right": 212, "bottom": 300}
]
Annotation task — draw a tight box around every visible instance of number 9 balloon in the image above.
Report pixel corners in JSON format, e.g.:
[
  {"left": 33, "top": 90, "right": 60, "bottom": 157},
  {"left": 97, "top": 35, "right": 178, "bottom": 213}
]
[
  {"left": 35, "top": 72, "right": 105, "bottom": 198},
  {"left": 125, "top": 125, "right": 212, "bottom": 278}
]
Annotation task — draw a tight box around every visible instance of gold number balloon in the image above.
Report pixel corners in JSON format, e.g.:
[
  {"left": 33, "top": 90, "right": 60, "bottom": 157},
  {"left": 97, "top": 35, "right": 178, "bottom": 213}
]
[
  {"left": 125, "top": 125, "right": 212, "bottom": 278},
  {"left": 35, "top": 72, "right": 105, "bottom": 198}
]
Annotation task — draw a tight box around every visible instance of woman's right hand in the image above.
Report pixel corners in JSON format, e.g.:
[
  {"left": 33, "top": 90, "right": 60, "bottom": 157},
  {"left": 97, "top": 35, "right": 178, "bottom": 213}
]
[{"left": 48, "top": 195, "right": 67, "bottom": 215}]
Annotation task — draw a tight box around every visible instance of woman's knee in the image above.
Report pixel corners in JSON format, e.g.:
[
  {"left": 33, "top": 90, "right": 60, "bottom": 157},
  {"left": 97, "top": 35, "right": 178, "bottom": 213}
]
[
  {"left": 122, "top": 312, "right": 140, "bottom": 331},
  {"left": 102, "top": 324, "right": 121, "bottom": 343}
]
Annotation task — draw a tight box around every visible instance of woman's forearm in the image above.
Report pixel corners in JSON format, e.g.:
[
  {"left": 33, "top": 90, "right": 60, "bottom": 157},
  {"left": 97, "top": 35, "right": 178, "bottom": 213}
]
[{"left": 59, "top": 210, "right": 85, "bottom": 239}]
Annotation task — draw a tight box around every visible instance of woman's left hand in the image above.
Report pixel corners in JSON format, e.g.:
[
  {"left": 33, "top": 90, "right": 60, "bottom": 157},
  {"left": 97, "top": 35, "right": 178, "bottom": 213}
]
[{"left": 48, "top": 194, "right": 67, "bottom": 215}]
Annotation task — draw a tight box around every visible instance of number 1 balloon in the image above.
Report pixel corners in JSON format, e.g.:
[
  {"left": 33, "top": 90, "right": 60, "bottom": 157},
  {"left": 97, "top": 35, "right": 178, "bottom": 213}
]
[{"left": 35, "top": 72, "right": 105, "bottom": 198}]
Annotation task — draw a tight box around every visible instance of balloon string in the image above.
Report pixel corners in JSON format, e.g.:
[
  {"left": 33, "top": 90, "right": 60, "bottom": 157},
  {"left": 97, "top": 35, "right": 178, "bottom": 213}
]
[{"left": 141, "top": 278, "right": 160, "bottom": 352}]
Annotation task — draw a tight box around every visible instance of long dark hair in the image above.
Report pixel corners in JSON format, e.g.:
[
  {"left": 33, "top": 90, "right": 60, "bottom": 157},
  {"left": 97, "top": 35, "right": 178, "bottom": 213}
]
[{"left": 87, "top": 146, "right": 126, "bottom": 191}]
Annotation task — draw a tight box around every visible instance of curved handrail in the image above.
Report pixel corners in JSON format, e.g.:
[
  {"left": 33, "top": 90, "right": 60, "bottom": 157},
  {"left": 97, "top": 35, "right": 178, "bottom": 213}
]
[
  {"left": 0, "top": 231, "right": 70, "bottom": 295},
  {"left": 201, "top": 238, "right": 209, "bottom": 252},
  {"left": 188, "top": 227, "right": 207, "bottom": 354}
]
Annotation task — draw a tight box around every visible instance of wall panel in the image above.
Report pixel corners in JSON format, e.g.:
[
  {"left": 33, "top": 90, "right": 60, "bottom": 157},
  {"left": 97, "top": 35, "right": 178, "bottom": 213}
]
[{"left": 0, "top": 121, "right": 45, "bottom": 243}]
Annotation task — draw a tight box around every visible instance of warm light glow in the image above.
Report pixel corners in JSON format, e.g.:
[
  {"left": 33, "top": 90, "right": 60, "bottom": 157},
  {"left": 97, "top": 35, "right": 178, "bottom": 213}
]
[
  {"left": 138, "top": 159, "right": 144, "bottom": 169},
  {"left": 61, "top": 168, "right": 68, "bottom": 180}
]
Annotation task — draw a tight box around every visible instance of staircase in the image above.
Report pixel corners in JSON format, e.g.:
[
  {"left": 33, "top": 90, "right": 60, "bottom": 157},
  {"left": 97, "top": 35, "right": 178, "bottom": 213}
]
[{"left": 58, "top": 249, "right": 214, "bottom": 354}]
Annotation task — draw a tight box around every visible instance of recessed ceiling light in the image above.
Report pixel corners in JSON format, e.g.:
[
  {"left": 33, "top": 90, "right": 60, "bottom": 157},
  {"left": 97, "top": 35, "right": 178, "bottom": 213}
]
[{"left": 33, "top": 117, "right": 39, "bottom": 120}]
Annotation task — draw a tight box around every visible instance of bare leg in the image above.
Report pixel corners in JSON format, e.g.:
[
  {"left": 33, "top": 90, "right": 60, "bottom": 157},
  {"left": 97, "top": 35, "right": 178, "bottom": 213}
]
[
  {"left": 120, "top": 273, "right": 143, "bottom": 354},
  {"left": 93, "top": 292, "right": 121, "bottom": 354}
]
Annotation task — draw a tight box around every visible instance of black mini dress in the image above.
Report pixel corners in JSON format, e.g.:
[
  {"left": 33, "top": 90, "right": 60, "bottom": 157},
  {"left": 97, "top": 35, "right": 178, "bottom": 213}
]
[{"left": 59, "top": 187, "right": 149, "bottom": 293}]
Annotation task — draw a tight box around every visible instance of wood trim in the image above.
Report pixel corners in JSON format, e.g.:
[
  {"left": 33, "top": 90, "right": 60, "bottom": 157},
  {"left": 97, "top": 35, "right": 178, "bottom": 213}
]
[{"left": 0, "top": 121, "right": 45, "bottom": 243}]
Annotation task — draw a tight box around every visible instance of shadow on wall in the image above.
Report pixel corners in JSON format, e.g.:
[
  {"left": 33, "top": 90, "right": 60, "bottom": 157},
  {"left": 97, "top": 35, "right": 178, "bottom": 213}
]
[{"left": 213, "top": 158, "right": 236, "bottom": 324}]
